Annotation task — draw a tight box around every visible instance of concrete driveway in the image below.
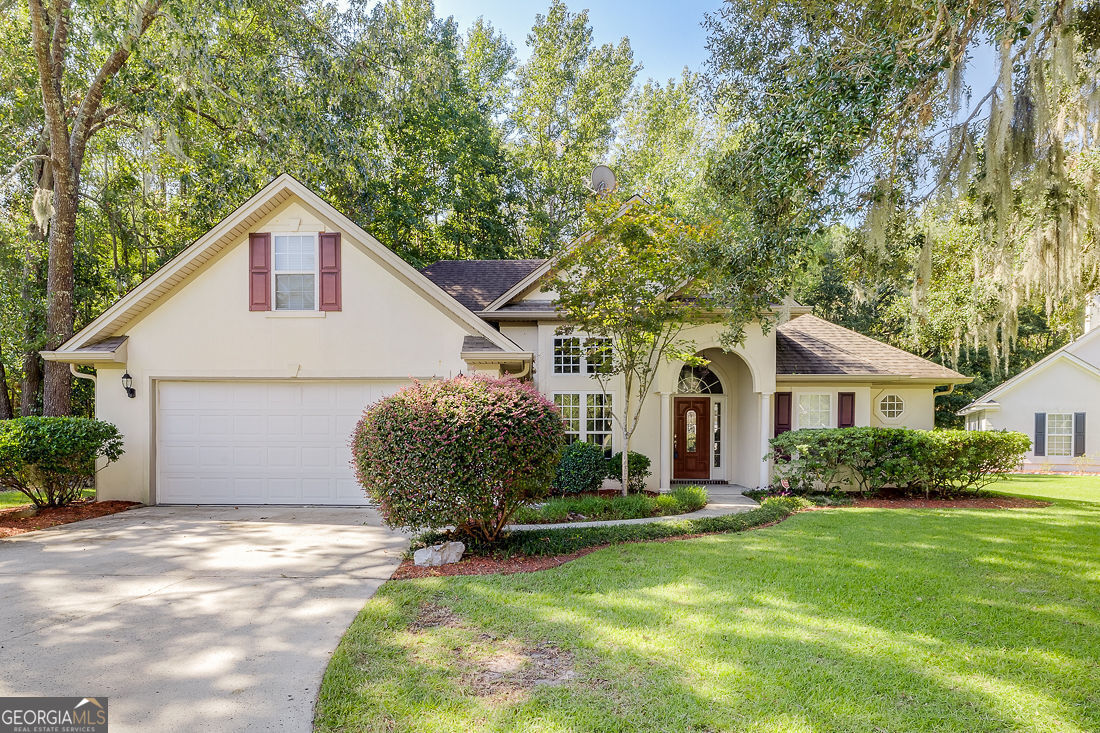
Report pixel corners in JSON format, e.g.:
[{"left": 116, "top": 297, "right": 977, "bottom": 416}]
[{"left": 0, "top": 506, "right": 408, "bottom": 732}]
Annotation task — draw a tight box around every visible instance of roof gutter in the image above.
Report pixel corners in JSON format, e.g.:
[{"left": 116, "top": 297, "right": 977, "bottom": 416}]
[
  {"left": 40, "top": 350, "right": 127, "bottom": 365},
  {"left": 459, "top": 350, "right": 533, "bottom": 362},
  {"left": 956, "top": 402, "right": 1000, "bottom": 416}
]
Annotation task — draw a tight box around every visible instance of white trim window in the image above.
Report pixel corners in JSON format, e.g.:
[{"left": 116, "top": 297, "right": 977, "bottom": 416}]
[
  {"left": 1047, "top": 412, "right": 1074, "bottom": 456},
  {"left": 797, "top": 393, "right": 832, "bottom": 429},
  {"left": 879, "top": 394, "right": 905, "bottom": 419},
  {"left": 273, "top": 233, "right": 317, "bottom": 310},
  {"left": 552, "top": 336, "right": 611, "bottom": 374},
  {"left": 554, "top": 392, "right": 614, "bottom": 456}
]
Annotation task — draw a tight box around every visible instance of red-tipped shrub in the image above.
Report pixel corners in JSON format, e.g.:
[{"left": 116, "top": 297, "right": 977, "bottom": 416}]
[{"left": 352, "top": 375, "right": 564, "bottom": 541}]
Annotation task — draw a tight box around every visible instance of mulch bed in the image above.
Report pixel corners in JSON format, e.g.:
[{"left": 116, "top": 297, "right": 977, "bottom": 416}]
[
  {"left": 0, "top": 500, "right": 141, "bottom": 538},
  {"left": 392, "top": 549, "right": 602, "bottom": 579},
  {"left": 391, "top": 519, "right": 794, "bottom": 580},
  {"left": 849, "top": 496, "right": 1049, "bottom": 509},
  {"left": 392, "top": 493, "right": 1050, "bottom": 579}
]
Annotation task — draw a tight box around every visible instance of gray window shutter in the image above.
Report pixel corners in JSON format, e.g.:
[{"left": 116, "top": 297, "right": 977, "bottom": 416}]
[
  {"left": 1034, "top": 413, "right": 1046, "bottom": 456},
  {"left": 1074, "top": 413, "right": 1086, "bottom": 457}
]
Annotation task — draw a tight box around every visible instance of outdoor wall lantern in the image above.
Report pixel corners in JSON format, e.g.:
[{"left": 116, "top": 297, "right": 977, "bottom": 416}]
[{"left": 122, "top": 372, "right": 136, "bottom": 399}]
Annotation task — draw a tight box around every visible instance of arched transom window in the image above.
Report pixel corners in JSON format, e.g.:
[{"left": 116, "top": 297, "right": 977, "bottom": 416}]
[{"left": 677, "top": 365, "right": 723, "bottom": 394}]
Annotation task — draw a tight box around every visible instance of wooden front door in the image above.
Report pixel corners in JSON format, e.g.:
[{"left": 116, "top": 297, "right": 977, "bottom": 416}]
[{"left": 674, "top": 397, "right": 710, "bottom": 479}]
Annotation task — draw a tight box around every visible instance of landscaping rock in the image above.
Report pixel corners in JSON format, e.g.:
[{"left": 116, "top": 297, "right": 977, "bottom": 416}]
[
  {"left": 11, "top": 507, "right": 38, "bottom": 519},
  {"left": 413, "top": 541, "right": 466, "bottom": 567}
]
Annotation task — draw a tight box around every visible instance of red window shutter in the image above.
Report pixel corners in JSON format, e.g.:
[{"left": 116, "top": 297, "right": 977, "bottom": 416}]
[
  {"left": 249, "top": 233, "right": 271, "bottom": 311},
  {"left": 318, "top": 232, "right": 342, "bottom": 311},
  {"left": 774, "top": 392, "right": 792, "bottom": 436},
  {"left": 838, "top": 392, "right": 855, "bottom": 428}
]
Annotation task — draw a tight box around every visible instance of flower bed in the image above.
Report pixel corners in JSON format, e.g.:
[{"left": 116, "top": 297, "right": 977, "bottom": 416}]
[{"left": 414, "top": 495, "right": 810, "bottom": 559}]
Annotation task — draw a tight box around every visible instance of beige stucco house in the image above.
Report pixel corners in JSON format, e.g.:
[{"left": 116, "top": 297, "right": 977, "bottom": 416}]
[
  {"left": 42, "top": 175, "right": 969, "bottom": 504},
  {"left": 959, "top": 297, "right": 1100, "bottom": 472}
]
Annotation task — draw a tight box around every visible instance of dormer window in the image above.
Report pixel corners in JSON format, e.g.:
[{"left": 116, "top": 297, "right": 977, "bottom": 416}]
[{"left": 274, "top": 234, "right": 318, "bottom": 311}]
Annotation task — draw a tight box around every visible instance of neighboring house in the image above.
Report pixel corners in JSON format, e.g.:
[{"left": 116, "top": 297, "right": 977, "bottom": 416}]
[
  {"left": 959, "top": 296, "right": 1100, "bottom": 472},
  {"left": 41, "top": 175, "right": 970, "bottom": 504}
]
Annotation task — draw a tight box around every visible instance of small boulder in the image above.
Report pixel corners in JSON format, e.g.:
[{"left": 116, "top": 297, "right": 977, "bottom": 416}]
[
  {"left": 413, "top": 541, "right": 466, "bottom": 567},
  {"left": 12, "top": 507, "right": 38, "bottom": 519}
]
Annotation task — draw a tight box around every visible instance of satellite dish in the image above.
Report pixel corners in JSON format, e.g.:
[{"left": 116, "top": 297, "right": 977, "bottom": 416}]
[{"left": 590, "top": 165, "right": 617, "bottom": 195}]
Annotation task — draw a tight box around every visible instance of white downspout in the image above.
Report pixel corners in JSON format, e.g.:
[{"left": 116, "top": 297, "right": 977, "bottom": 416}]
[{"left": 70, "top": 363, "right": 96, "bottom": 385}]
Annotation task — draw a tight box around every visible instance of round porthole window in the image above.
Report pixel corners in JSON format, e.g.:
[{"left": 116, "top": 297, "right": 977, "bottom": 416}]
[{"left": 879, "top": 394, "right": 904, "bottom": 419}]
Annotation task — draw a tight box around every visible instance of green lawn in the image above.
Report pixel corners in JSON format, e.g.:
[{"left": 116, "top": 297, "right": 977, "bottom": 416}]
[
  {"left": 0, "top": 488, "right": 94, "bottom": 509},
  {"left": 992, "top": 473, "right": 1100, "bottom": 504},
  {"left": 0, "top": 490, "right": 34, "bottom": 509},
  {"left": 316, "top": 478, "right": 1100, "bottom": 732}
]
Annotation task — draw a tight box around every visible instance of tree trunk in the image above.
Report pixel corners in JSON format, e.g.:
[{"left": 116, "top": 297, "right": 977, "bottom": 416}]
[
  {"left": 621, "top": 427, "right": 629, "bottom": 496},
  {"left": 0, "top": 350, "right": 14, "bottom": 420},
  {"left": 620, "top": 381, "right": 631, "bottom": 495},
  {"left": 20, "top": 246, "right": 45, "bottom": 416},
  {"left": 21, "top": 155, "right": 49, "bottom": 417},
  {"left": 42, "top": 169, "right": 77, "bottom": 416},
  {"left": 27, "top": 0, "right": 161, "bottom": 416},
  {"left": 20, "top": 352, "right": 42, "bottom": 416}
]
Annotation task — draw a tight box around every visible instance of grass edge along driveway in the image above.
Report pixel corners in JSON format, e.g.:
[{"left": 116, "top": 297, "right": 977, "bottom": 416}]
[{"left": 316, "top": 475, "right": 1100, "bottom": 732}]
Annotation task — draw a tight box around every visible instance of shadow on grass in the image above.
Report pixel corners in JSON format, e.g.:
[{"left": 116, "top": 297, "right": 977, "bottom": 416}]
[{"left": 317, "top": 503, "right": 1100, "bottom": 732}]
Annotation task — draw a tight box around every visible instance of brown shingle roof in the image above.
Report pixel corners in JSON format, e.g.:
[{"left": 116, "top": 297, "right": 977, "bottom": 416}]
[
  {"left": 460, "top": 336, "right": 504, "bottom": 353},
  {"left": 79, "top": 336, "right": 128, "bottom": 353},
  {"left": 776, "top": 315, "right": 968, "bottom": 381},
  {"left": 420, "top": 259, "right": 546, "bottom": 311}
]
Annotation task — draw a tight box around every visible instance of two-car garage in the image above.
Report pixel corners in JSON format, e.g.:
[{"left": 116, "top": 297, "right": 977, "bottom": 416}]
[{"left": 155, "top": 380, "right": 408, "bottom": 505}]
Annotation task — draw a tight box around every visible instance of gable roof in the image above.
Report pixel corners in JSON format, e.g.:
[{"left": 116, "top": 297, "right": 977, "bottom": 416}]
[
  {"left": 480, "top": 195, "right": 649, "bottom": 311},
  {"left": 776, "top": 315, "right": 969, "bottom": 382},
  {"left": 44, "top": 175, "right": 524, "bottom": 361},
  {"left": 420, "top": 259, "right": 545, "bottom": 311},
  {"left": 959, "top": 331, "right": 1100, "bottom": 414}
]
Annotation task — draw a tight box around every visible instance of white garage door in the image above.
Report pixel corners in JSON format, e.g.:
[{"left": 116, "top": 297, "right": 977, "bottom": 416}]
[{"left": 156, "top": 380, "right": 408, "bottom": 505}]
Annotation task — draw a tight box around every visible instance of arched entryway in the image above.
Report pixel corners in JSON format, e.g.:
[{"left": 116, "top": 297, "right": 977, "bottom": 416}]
[
  {"left": 661, "top": 347, "right": 762, "bottom": 487},
  {"left": 673, "top": 365, "right": 725, "bottom": 480}
]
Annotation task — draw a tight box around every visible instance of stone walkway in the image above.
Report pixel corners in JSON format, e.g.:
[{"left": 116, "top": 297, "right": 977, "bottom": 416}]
[{"left": 506, "top": 484, "right": 759, "bottom": 531}]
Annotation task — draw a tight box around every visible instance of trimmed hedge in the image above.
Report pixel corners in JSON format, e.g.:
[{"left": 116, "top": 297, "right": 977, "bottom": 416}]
[
  {"left": 554, "top": 440, "right": 607, "bottom": 495},
  {"left": 415, "top": 495, "right": 810, "bottom": 558},
  {"left": 607, "top": 450, "right": 652, "bottom": 493},
  {"left": 352, "top": 375, "right": 564, "bottom": 541},
  {"left": 771, "top": 427, "right": 1030, "bottom": 497},
  {"left": 0, "top": 417, "right": 125, "bottom": 508}
]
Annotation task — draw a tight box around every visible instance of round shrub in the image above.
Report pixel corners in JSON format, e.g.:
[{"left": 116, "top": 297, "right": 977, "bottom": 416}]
[
  {"left": 554, "top": 441, "right": 608, "bottom": 495},
  {"left": 0, "top": 417, "right": 125, "bottom": 508},
  {"left": 352, "top": 375, "right": 564, "bottom": 541},
  {"left": 607, "top": 451, "right": 652, "bottom": 493}
]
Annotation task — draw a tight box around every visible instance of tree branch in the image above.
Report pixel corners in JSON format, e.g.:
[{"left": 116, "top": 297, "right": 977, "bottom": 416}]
[
  {"left": 70, "top": 0, "right": 164, "bottom": 166},
  {"left": 1, "top": 154, "right": 52, "bottom": 188},
  {"left": 27, "top": 0, "right": 71, "bottom": 180}
]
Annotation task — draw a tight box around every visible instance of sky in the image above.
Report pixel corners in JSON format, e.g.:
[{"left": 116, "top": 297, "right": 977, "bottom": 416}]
[{"left": 431, "top": 0, "right": 724, "bottom": 84}]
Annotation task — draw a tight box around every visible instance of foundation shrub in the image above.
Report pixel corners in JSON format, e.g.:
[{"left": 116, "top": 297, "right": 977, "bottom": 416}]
[
  {"left": 0, "top": 417, "right": 124, "bottom": 508},
  {"left": 352, "top": 375, "right": 564, "bottom": 541},
  {"left": 770, "top": 427, "right": 1030, "bottom": 497}
]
